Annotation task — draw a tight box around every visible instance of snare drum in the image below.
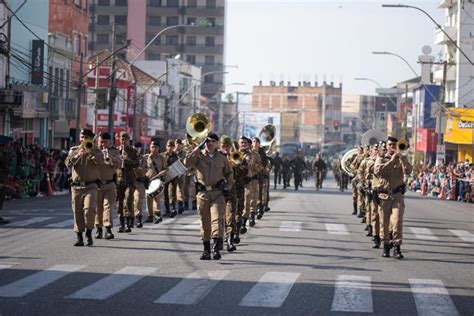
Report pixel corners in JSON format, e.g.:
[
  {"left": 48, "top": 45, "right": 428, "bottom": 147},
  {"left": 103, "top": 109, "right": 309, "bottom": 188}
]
[{"left": 146, "top": 179, "right": 164, "bottom": 198}]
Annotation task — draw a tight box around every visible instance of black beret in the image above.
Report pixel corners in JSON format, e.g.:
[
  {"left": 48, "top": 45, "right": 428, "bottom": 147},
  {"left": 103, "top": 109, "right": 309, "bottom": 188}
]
[
  {"left": 206, "top": 132, "right": 219, "bottom": 141},
  {"left": 134, "top": 141, "right": 142, "bottom": 148},
  {"left": 151, "top": 139, "right": 160, "bottom": 146},
  {"left": 80, "top": 129, "right": 94, "bottom": 138},
  {"left": 99, "top": 132, "right": 111, "bottom": 140},
  {"left": 387, "top": 136, "right": 398, "bottom": 142},
  {"left": 239, "top": 135, "right": 251, "bottom": 143},
  {"left": 175, "top": 138, "right": 183, "bottom": 145}
]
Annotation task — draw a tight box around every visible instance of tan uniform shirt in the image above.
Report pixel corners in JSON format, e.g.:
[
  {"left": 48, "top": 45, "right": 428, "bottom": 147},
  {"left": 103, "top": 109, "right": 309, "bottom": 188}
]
[
  {"left": 244, "top": 150, "right": 262, "bottom": 177},
  {"left": 185, "top": 148, "right": 234, "bottom": 188},
  {"left": 66, "top": 146, "right": 104, "bottom": 183},
  {"left": 374, "top": 154, "right": 413, "bottom": 191},
  {"left": 98, "top": 147, "right": 121, "bottom": 182},
  {"left": 134, "top": 153, "right": 148, "bottom": 180},
  {"left": 146, "top": 153, "right": 167, "bottom": 179}
]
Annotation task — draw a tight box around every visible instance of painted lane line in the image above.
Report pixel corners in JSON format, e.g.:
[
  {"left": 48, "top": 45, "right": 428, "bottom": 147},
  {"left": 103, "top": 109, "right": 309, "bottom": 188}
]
[
  {"left": 66, "top": 267, "right": 157, "bottom": 300},
  {"left": 0, "top": 264, "right": 15, "bottom": 270},
  {"left": 409, "top": 279, "right": 459, "bottom": 316},
  {"left": 325, "top": 223, "right": 349, "bottom": 235},
  {"left": 239, "top": 272, "right": 300, "bottom": 308},
  {"left": 331, "top": 275, "right": 373, "bottom": 313},
  {"left": 279, "top": 221, "right": 302, "bottom": 232},
  {"left": 0, "top": 264, "right": 85, "bottom": 297},
  {"left": 6, "top": 217, "right": 53, "bottom": 227},
  {"left": 155, "top": 270, "right": 229, "bottom": 305},
  {"left": 449, "top": 230, "right": 474, "bottom": 242},
  {"left": 408, "top": 227, "right": 439, "bottom": 241},
  {"left": 46, "top": 219, "right": 74, "bottom": 228}
]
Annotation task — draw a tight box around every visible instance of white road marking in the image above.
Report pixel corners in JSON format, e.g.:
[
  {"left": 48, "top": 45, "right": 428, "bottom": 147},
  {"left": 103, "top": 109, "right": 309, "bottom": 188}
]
[
  {"left": 331, "top": 275, "right": 373, "bottom": 313},
  {"left": 325, "top": 223, "right": 349, "bottom": 235},
  {"left": 449, "top": 230, "right": 474, "bottom": 242},
  {"left": 279, "top": 221, "right": 302, "bottom": 232},
  {"left": 409, "top": 279, "right": 460, "bottom": 316},
  {"left": 66, "top": 267, "right": 157, "bottom": 300},
  {"left": 182, "top": 220, "right": 201, "bottom": 230},
  {"left": 46, "top": 219, "right": 74, "bottom": 228},
  {"left": 239, "top": 272, "right": 300, "bottom": 308},
  {"left": 6, "top": 217, "right": 53, "bottom": 227},
  {"left": 155, "top": 270, "right": 229, "bottom": 305},
  {"left": 0, "top": 264, "right": 15, "bottom": 270},
  {"left": 0, "top": 264, "right": 85, "bottom": 297},
  {"left": 408, "top": 227, "right": 439, "bottom": 241}
]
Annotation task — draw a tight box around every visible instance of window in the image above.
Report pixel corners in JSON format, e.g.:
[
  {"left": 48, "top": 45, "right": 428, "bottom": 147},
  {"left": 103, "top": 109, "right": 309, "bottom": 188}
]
[
  {"left": 205, "top": 36, "right": 215, "bottom": 47},
  {"left": 74, "top": 0, "right": 81, "bottom": 8},
  {"left": 147, "top": 34, "right": 161, "bottom": 44},
  {"left": 149, "top": 0, "right": 161, "bottom": 7},
  {"left": 98, "top": 0, "right": 110, "bottom": 6},
  {"left": 204, "top": 74, "right": 214, "bottom": 84},
  {"left": 48, "top": 66, "right": 53, "bottom": 94},
  {"left": 206, "top": 0, "right": 216, "bottom": 8},
  {"left": 187, "top": 17, "right": 196, "bottom": 25},
  {"left": 115, "top": 15, "right": 127, "bottom": 25},
  {"left": 147, "top": 53, "right": 161, "bottom": 60},
  {"left": 204, "top": 55, "right": 214, "bottom": 65},
  {"left": 59, "top": 69, "right": 64, "bottom": 97},
  {"left": 167, "top": 0, "right": 179, "bottom": 7},
  {"left": 166, "top": 16, "right": 179, "bottom": 26},
  {"left": 82, "top": 37, "right": 87, "bottom": 54},
  {"left": 186, "top": 36, "right": 196, "bottom": 46},
  {"left": 186, "top": 55, "right": 196, "bottom": 64},
  {"left": 166, "top": 35, "right": 179, "bottom": 45},
  {"left": 149, "top": 16, "right": 161, "bottom": 25},
  {"left": 97, "top": 15, "right": 110, "bottom": 25},
  {"left": 115, "top": 33, "right": 126, "bottom": 45},
  {"left": 74, "top": 34, "right": 80, "bottom": 54},
  {"left": 206, "top": 17, "right": 216, "bottom": 26},
  {"left": 66, "top": 70, "right": 70, "bottom": 98},
  {"left": 188, "top": 0, "right": 197, "bottom": 7},
  {"left": 97, "top": 34, "right": 109, "bottom": 44},
  {"left": 115, "top": 0, "right": 127, "bottom": 6},
  {"left": 54, "top": 68, "right": 59, "bottom": 96}
]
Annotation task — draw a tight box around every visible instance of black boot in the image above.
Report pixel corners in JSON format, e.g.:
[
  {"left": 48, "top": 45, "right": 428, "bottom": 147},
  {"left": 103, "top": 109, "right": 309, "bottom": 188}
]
[
  {"left": 265, "top": 206, "right": 270, "bottom": 212},
  {"left": 144, "top": 215, "right": 154, "bottom": 223},
  {"left": 95, "top": 227, "right": 103, "bottom": 239},
  {"left": 352, "top": 202, "right": 357, "bottom": 215},
  {"left": 184, "top": 201, "right": 189, "bottom": 211},
  {"left": 125, "top": 217, "right": 132, "bottom": 233},
  {"left": 164, "top": 201, "right": 171, "bottom": 217},
  {"left": 361, "top": 216, "right": 366, "bottom": 223},
  {"left": 153, "top": 213, "right": 163, "bottom": 224},
  {"left": 249, "top": 213, "right": 256, "bottom": 227},
  {"left": 105, "top": 227, "right": 114, "bottom": 240},
  {"left": 212, "top": 238, "right": 222, "bottom": 260},
  {"left": 382, "top": 243, "right": 391, "bottom": 257},
  {"left": 192, "top": 200, "right": 197, "bottom": 210},
  {"left": 240, "top": 218, "right": 247, "bottom": 234},
  {"left": 74, "top": 232, "right": 84, "bottom": 247},
  {"left": 357, "top": 210, "right": 364, "bottom": 218},
  {"left": 235, "top": 223, "right": 241, "bottom": 244},
  {"left": 177, "top": 201, "right": 184, "bottom": 214},
  {"left": 393, "top": 245, "right": 404, "bottom": 259},
  {"left": 256, "top": 204, "right": 264, "bottom": 220},
  {"left": 85, "top": 229, "right": 93, "bottom": 246},
  {"left": 170, "top": 206, "right": 177, "bottom": 218},
  {"left": 200, "top": 241, "right": 211, "bottom": 260},
  {"left": 364, "top": 224, "right": 370, "bottom": 231},
  {"left": 136, "top": 216, "right": 143, "bottom": 228},
  {"left": 118, "top": 216, "right": 126, "bottom": 233},
  {"left": 227, "top": 234, "right": 236, "bottom": 252},
  {"left": 366, "top": 225, "right": 373, "bottom": 237},
  {"left": 372, "top": 236, "right": 381, "bottom": 248}
]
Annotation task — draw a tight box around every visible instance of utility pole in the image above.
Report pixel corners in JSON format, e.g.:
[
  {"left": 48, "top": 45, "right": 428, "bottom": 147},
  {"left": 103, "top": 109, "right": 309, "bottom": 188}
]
[
  {"left": 404, "top": 83, "right": 408, "bottom": 139},
  {"left": 75, "top": 53, "right": 83, "bottom": 145},
  {"left": 107, "top": 23, "right": 116, "bottom": 139},
  {"left": 93, "top": 54, "right": 99, "bottom": 134}
]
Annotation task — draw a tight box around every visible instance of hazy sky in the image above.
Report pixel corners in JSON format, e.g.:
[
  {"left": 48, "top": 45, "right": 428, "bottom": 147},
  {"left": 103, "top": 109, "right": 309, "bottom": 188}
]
[{"left": 224, "top": 0, "right": 444, "bottom": 103}]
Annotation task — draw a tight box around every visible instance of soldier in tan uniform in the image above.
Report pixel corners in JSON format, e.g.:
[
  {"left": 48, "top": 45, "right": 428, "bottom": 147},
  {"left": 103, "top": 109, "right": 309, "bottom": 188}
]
[
  {"left": 145, "top": 139, "right": 168, "bottom": 224},
  {"left": 182, "top": 135, "right": 197, "bottom": 210},
  {"left": 370, "top": 141, "right": 389, "bottom": 249},
  {"left": 174, "top": 139, "right": 187, "bottom": 214},
  {"left": 185, "top": 132, "right": 234, "bottom": 260},
  {"left": 358, "top": 144, "right": 379, "bottom": 238},
  {"left": 374, "top": 136, "right": 412, "bottom": 259},
  {"left": 116, "top": 132, "right": 139, "bottom": 233},
  {"left": 163, "top": 139, "right": 178, "bottom": 217},
  {"left": 133, "top": 141, "right": 148, "bottom": 228},
  {"left": 95, "top": 132, "right": 121, "bottom": 240},
  {"left": 65, "top": 129, "right": 104, "bottom": 246},
  {"left": 350, "top": 146, "right": 367, "bottom": 220},
  {"left": 344, "top": 147, "right": 361, "bottom": 215},
  {"left": 239, "top": 136, "right": 262, "bottom": 233}
]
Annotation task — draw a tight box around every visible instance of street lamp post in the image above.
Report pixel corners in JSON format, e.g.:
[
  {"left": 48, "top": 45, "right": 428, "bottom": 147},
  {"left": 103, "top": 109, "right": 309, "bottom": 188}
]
[{"left": 372, "top": 51, "right": 419, "bottom": 77}]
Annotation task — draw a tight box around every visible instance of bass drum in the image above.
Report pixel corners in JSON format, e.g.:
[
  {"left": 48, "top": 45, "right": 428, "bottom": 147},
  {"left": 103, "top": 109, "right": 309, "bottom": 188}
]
[{"left": 146, "top": 179, "right": 164, "bottom": 198}]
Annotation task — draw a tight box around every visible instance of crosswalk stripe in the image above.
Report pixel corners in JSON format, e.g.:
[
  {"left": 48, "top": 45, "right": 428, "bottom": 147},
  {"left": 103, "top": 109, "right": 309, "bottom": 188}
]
[
  {"left": 155, "top": 270, "right": 229, "bottom": 305},
  {"left": 331, "top": 275, "right": 373, "bottom": 313},
  {"left": 239, "top": 272, "right": 300, "bottom": 308},
  {"left": 279, "top": 221, "right": 302, "bottom": 232},
  {"left": 409, "top": 279, "right": 460, "bottom": 316},
  {"left": 409, "top": 227, "right": 439, "bottom": 240},
  {"left": 0, "top": 264, "right": 15, "bottom": 270},
  {"left": 6, "top": 217, "right": 53, "bottom": 227},
  {"left": 448, "top": 230, "right": 474, "bottom": 242},
  {"left": 0, "top": 264, "right": 85, "bottom": 297},
  {"left": 182, "top": 220, "right": 201, "bottom": 230},
  {"left": 46, "top": 219, "right": 74, "bottom": 228},
  {"left": 66, "top": 267, "right": 157, "bottom": 300},
  {"left": 325, "top": 223, "right": 349, "bottom": 235}
]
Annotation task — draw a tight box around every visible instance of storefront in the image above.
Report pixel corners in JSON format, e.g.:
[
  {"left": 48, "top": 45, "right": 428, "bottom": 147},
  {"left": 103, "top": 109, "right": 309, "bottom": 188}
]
[{"left": 444, "top": 108, "right": 474, "bottom": 163}]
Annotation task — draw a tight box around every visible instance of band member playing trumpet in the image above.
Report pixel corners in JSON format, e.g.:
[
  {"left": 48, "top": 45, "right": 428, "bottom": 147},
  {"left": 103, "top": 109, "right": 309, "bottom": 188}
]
[
  {"left": 185, "top": 132, "right": 234, "bottom": 260},
  {"left": 374, "top": 136, "right": 412, "bottom": 259},
  {"left": 174, "top": 139, "right": 187, "bottom": 214},
  {"left": 65, "top": 129, "right": 104, "bottom": 246},
  {"left": 145, "top": 140, "right": 168, "bottom": 224},
  {"left": 116, "top": 131, "right": 139, "bottom": 233},
  {"left": 95, "top": 132, "right": 121, "bottom": 240},
  {"left": 163, "top": 140, "right": 179, "bottom": 218}
]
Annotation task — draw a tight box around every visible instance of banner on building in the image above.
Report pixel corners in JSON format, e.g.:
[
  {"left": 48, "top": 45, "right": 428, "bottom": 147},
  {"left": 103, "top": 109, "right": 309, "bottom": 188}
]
[{"left": 31, "top": 40, "right": 44, "bottom": 85}]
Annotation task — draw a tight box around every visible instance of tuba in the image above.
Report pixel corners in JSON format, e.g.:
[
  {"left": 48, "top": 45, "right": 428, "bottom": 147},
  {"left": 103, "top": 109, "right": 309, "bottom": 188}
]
[
  {"left": 186, "top": 113, "right": 212, "bottom": 145},
  {"left": 257, "top": 124, "right": 276, "bottom": 154},
  {"left": 341, "top": 148, "right": 358, "bottom": 177},
  {"left": 361, "top": 129, "right": 387, "bottom": 146}
]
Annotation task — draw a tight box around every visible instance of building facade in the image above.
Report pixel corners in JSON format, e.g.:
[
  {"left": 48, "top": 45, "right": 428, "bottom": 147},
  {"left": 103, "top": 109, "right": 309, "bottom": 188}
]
[{"left": 89, "top": 0, "right": 225, "bottom": 98}]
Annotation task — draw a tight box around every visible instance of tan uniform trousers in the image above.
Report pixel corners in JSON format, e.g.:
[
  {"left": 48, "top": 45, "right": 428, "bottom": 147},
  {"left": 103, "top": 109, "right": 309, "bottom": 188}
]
[
  {"left": 258, "top": 177, "right": 269, "bottom": 206},
  {"left": 378, "top": 193, "right": 405, "bottom": 246},
  {"left": 244, "top": 179, "right": 259, "bottom": 218},
  {"left": 95, "top": 182, "right": 116, "bottom": 228},
  {"left": 147, "top": 193, "right": 162, "bottom": 216},
  {"left": 357, "top": 188, "right": 365, "bottom": 213},
  {"left": 71, "top": 185, "right": 97, "bottom": 233},
  {"left": 117, "top": 183, "right": 135, "bottom": 218},
  {"left": 365, "top": 194, "right": 371, "bottom": 223},
  {"left": 182, "top": 173, "right": 196, "bottom": 203},
  {"left": 134, "top": 181, "right": 146, "bottom": 218},
  {"left": 370, "top": 199, "right": 380, "bottom": 237},
  {"left": 197, "top": 190, "right": 225, "bottom": 241},
  {"left": 351, "top": 182, "right": 358, "bottom": 205},
  {"left": 225, "top": 189, "right": 237, "bottom": 234},
  {"left": 176, "top": 176, "right": 185, "bottom": 203}
]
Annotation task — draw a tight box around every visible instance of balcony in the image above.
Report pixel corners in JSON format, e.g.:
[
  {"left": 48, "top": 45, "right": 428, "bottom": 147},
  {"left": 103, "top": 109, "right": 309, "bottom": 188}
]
[
  {"left": 185, "top": 25, "right": 224, "bottom": 36},
  {"left": 147, "top": 44, "right": 180, "bottom": 54},
  {"left": 184, "top": 6, "right": 225, "bottom": 17},
  {"left": 434, "top": 26, "right": 457, "bottom": 45},
  {"left": 48, "top": 96, "right": 60, "bottom": 120},
  {"left": 183, "top": 44, "right": 223, "bottom": 54},
  {"left": 147, "top": 6, "right": 180, "bottom": 15},
  {"left": 65, "top": 98, "right": 76, "bottom": 120}
]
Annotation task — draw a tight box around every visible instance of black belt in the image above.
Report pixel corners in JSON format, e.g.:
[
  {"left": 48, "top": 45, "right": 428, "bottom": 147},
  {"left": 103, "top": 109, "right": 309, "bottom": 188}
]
[
  {"left": 393, "top": 184, "right": 407, "bottom": 194},
  {"left": 71, "top": 180, "right": 99, "bottom": 187}
]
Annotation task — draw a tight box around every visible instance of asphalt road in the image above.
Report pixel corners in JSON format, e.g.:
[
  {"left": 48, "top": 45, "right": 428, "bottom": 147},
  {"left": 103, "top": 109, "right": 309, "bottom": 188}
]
[{"left": 0, "top": 175, "right": 472, "bottom": 316}]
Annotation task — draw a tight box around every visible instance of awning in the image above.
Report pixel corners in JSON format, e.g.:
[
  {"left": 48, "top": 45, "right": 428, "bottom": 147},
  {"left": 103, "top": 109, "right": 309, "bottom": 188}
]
[{"left": 444, "top": 108, "right": 474, "bottom": 145}]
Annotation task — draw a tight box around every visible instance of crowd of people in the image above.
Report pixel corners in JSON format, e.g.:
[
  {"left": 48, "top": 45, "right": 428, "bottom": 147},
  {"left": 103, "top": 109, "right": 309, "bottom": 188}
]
[{"left": 406, "top": 161, "right": 474, "bottom": 203}]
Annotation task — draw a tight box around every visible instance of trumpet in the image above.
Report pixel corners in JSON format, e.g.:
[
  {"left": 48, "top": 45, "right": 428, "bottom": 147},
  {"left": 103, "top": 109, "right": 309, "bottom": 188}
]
[
  {"left": 120, "top": 145, "right": 125, "bottom": 169},
  {"left": 81, "top": 139, "right": 97, "bottom": 165},
  {"left": 103, "top": 148, "right": 112, "bottom": 165},
  {"left": 397, "top": 139, "right": 409, "bottom": 155},
  {"left": 229, "top": 141, "right": 244, "bottom": 165}
]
